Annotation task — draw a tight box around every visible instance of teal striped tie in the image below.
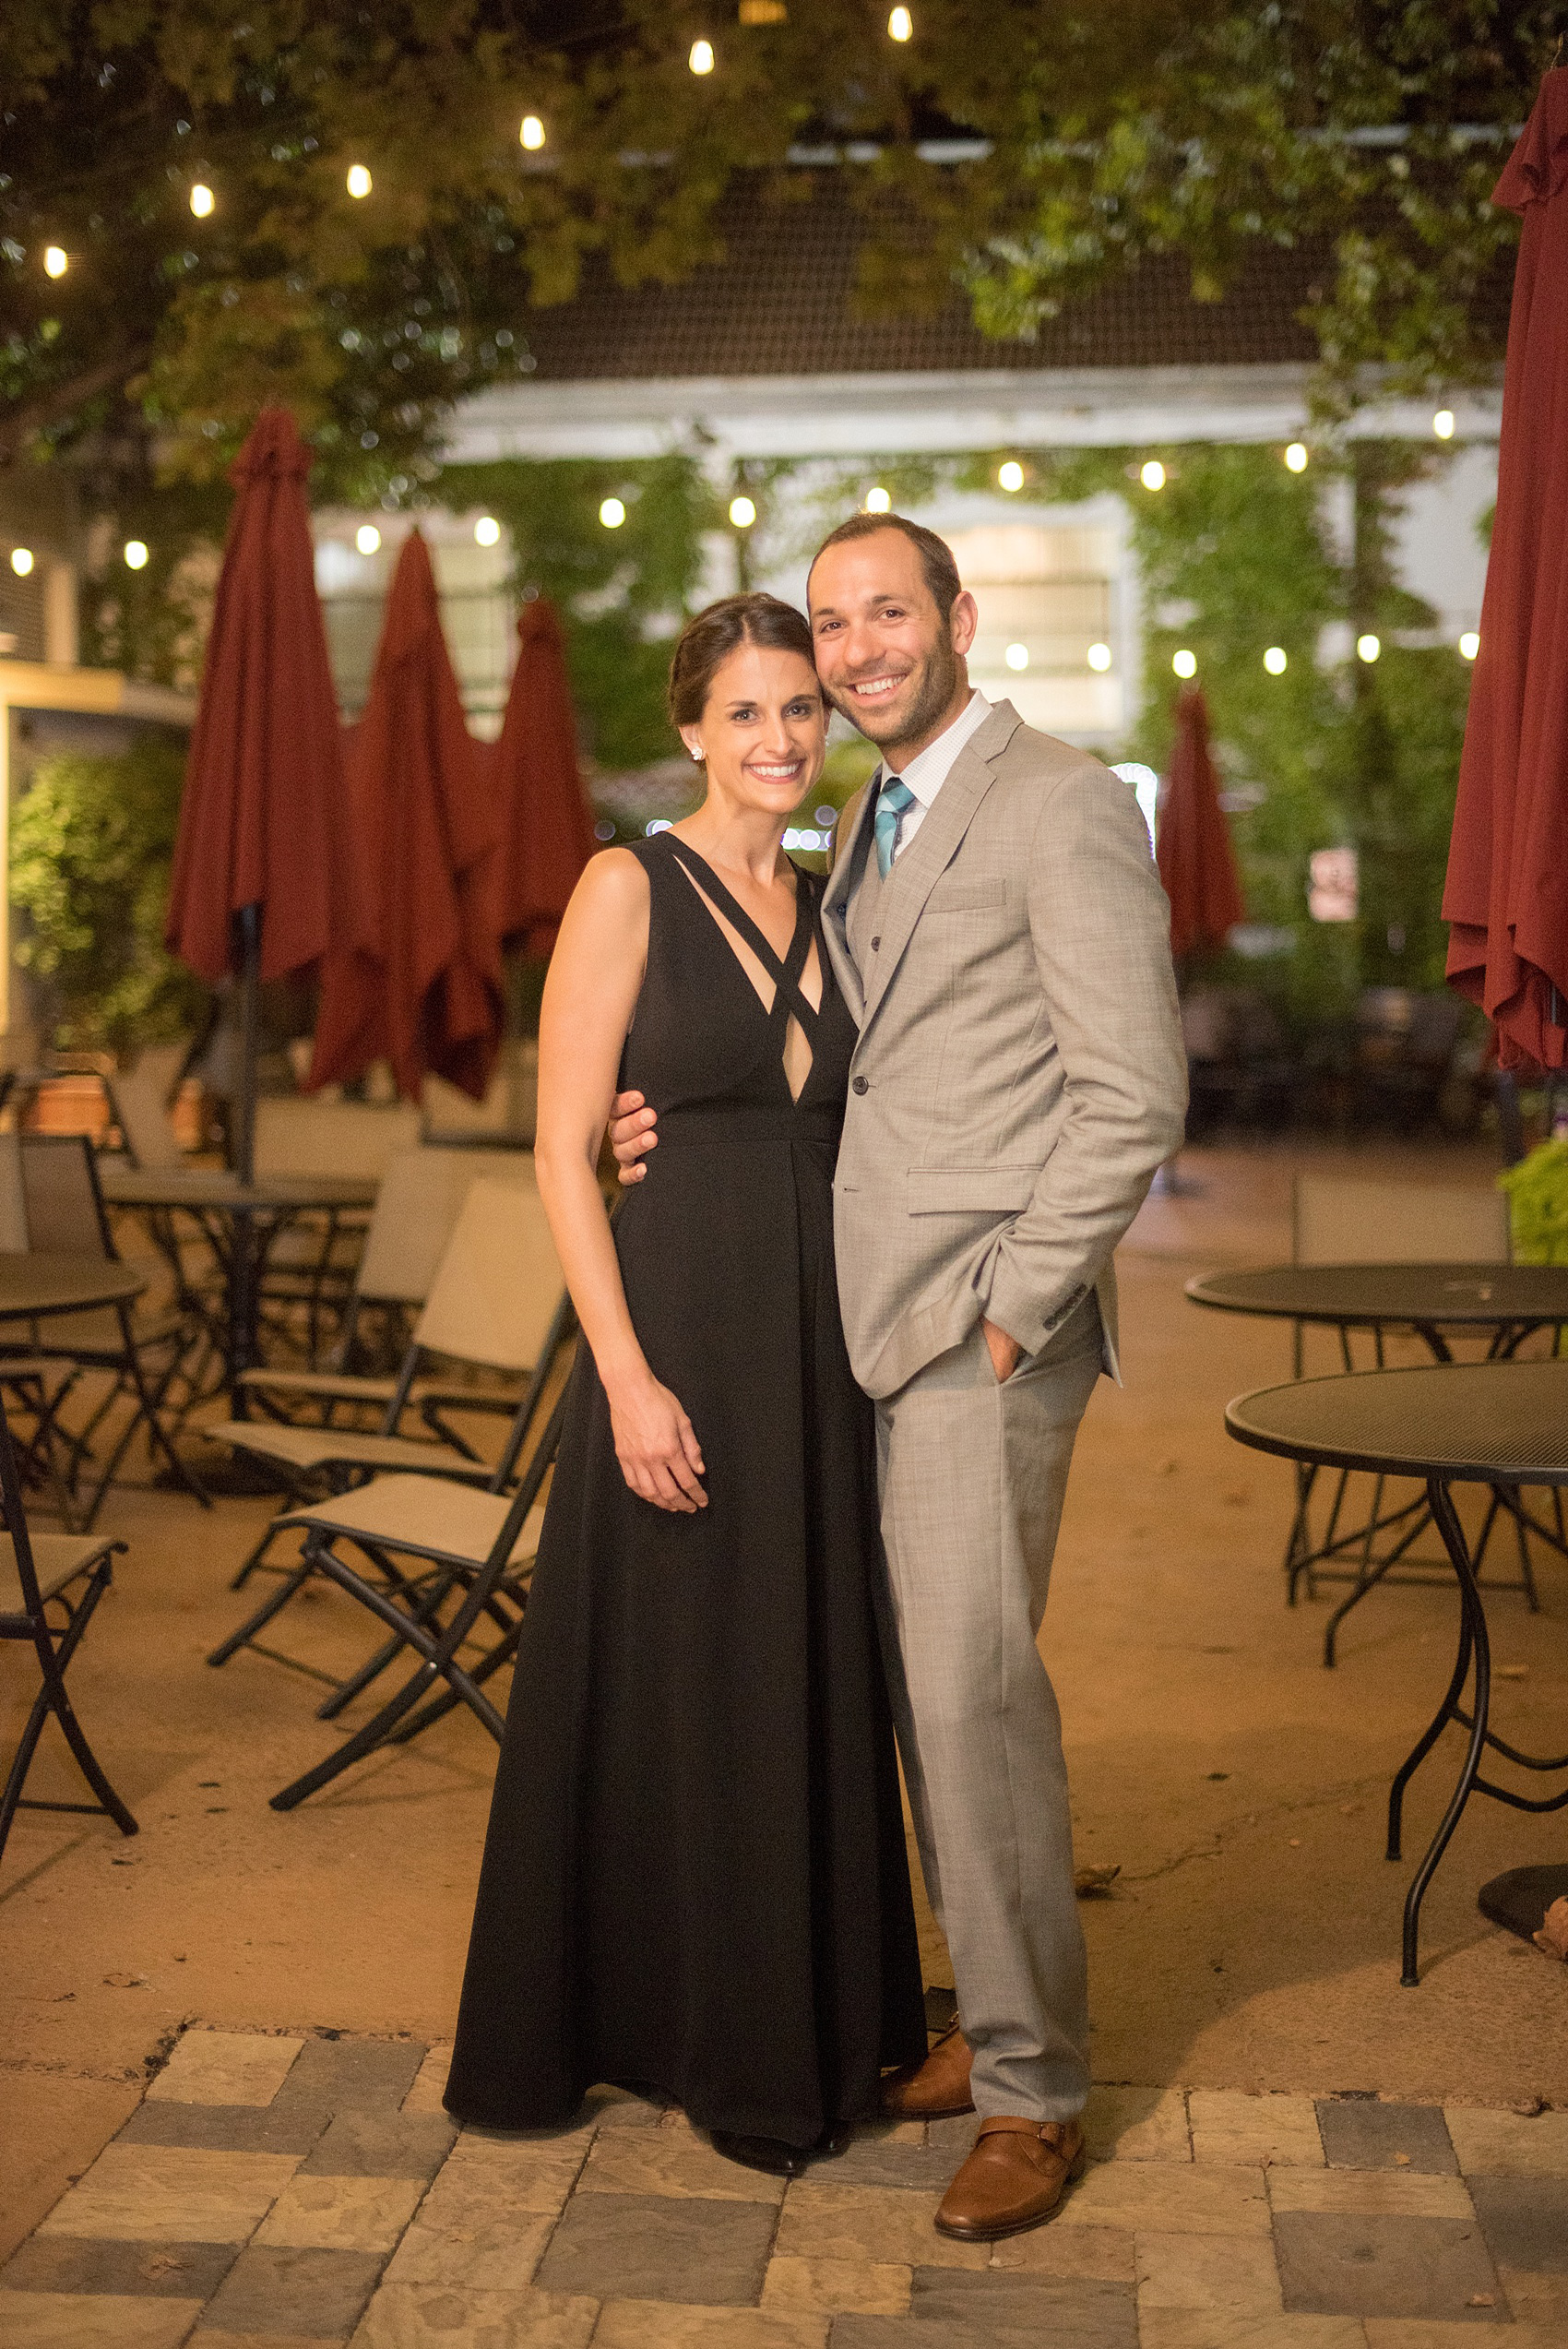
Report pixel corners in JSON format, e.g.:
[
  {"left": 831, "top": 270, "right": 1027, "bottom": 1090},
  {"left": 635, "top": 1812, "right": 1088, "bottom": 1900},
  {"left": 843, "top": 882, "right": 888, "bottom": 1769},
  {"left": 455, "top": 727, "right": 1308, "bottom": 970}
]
[{"left": 873, "top": 778, "right": 914, "bottom": 879}]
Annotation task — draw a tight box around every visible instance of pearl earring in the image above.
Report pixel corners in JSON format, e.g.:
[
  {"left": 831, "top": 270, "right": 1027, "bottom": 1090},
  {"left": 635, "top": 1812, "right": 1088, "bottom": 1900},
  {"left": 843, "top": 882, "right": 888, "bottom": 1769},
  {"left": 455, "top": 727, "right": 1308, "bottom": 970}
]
[{"left": 690, "top": 745, "right": 704, "bottom": 762}]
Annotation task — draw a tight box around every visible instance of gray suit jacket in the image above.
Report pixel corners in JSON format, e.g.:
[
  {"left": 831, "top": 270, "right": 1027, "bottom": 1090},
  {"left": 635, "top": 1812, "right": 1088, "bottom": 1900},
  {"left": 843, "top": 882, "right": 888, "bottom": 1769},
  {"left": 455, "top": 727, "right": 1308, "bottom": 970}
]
[{"left": 822, "top": 699, "right": 1186, "bottom": 1400}]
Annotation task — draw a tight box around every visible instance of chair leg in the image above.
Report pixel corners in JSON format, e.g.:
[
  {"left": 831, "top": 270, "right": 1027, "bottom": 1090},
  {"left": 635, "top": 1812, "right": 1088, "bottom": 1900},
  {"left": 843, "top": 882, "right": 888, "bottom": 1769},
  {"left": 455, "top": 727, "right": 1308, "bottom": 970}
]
[
  {"left": 208, "top": 1550, "right": 318, "bottom": 1668},
  {"left": 1, "top": 1575, "right": 137, "bottom": 1866}
]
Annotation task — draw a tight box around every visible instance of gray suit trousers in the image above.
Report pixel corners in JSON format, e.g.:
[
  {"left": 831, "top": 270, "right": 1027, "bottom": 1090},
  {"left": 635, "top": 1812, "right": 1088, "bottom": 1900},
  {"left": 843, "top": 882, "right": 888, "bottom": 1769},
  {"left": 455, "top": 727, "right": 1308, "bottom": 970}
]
[{"left": 873, "top": 1294, "right": 1103, "bottom": 2123}]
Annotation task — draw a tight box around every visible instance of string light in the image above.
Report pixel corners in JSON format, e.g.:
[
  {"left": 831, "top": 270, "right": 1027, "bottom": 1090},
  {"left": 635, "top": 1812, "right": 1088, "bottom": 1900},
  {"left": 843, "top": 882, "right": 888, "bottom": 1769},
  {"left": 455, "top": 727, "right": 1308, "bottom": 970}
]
[
  {"left": 474, "top": 516, "right": 501, "bottom": 546},
  {"left": 998, "top": 460, "right": 1025, "bottom": 493},
  {"left": 43, "top": 245, "right": 67, "bottom": 278},
  {"left": 1264, "top": 645, "right": 1288, "bottom": 674},
  {"left": 1459, "top": 630, "right": 1479, "bottom": 661},
  {"left": 1432, "top": 409, "right": 1455, "bottom": 439},
  {"left": 1004, "top": 643, "right": 1029, "bottom": 671},
  {"left": 519, "top": 115, "right": 545, "bottom": 150},
  {"left": 124, "top": 540, "right": 149, "bottom": 570},
  {"left": 863, "top": 485, "right": 892, "bottom": 513},
  {"left": 888, "top": 6, "right": 913, "bottom": 38},
  {"left": 189, "top": 184, "right": 215, "bottom": 217},
  {"left": 355, "top": 523, "right": 381, "bottom": 554},
  {"left": 1087, "top": 643, "right": 1111, "bottom": 672},
  {"left": 1172, "top": 649, "right": 1197, "bottom": 679},
  {"left": 1284, "top": 442, "right": 1309, "bottom": 472},
  {"left": 729, "top": 495, "right": 756, "bottom": 528},
  {"left": 600, "top": 496, "right": 626, "bottom": 528},
  {"left": 1140, "top": 459, "right": 1165, "bottom": 491},
  {"left": 10, "top": 547, "right": 34, "bottom": 576},
  {"left": 1356, "top": 633, "right": 1381, "bottom": 663},
  {"left": 689, "top": 39, "right": 715, "bottom": 73},
  {"left": 346, "top": 164, "right": 372, "bottom": 198}
]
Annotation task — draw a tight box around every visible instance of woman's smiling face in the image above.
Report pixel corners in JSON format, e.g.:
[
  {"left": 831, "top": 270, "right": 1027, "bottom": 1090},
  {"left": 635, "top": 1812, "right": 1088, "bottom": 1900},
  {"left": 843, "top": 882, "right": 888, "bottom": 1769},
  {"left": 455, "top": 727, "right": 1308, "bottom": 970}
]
[{"left": 680, "top": 641, "right": 827, "bottom": 816}]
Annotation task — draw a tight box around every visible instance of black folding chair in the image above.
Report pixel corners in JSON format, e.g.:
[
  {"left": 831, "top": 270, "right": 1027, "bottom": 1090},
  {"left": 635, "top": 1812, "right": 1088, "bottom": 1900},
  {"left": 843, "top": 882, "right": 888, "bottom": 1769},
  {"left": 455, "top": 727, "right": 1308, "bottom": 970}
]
[{"left": 0, "top": 1380, "right": 137, "bottom": 1866}]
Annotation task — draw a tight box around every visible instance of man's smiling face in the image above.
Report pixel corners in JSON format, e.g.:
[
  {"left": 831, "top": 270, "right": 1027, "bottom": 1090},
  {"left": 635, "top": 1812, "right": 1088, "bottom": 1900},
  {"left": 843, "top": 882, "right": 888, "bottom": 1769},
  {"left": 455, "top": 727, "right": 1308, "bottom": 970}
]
[{"left": 807, "top": 527, "right": 978, "bottom": 765}]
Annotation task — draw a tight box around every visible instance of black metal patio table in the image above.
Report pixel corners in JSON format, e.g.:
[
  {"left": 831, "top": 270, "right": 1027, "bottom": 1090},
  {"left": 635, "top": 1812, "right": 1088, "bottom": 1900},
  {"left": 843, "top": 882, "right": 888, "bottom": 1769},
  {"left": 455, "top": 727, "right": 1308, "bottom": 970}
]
[
  {"left": 1226, "top": 1359, "right": 1568, "bottom": 1985},
  {"left": 1187, "top": 1263, "right": 1568, "bottom": 1659}
]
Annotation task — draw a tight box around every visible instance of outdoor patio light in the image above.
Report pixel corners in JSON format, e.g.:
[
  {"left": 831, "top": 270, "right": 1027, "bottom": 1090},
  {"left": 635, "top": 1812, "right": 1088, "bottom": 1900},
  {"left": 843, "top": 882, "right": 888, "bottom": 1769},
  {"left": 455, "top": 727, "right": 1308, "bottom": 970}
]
[
  {"left": 9, "top": 546, "right": 34, "bottom": 576},
  {"left": 1140, "top": 459, "right": 1165, "bottom": 490},
  {"left": 42, "top": 245, "right": 67, "bottom": 277},
  {"left": 1284, "top": 441, "right": 1309, "bottom": 471},
  {"left": 519, "top": 115, "right": 546, "bottom": 150},
  {"left": 474, "top": 516, "right": 502, "bottom": 546},
  {"left": 889, "top": 6, "right": 913, "bottom": 39},
  {"left": 1087, "top": 642, "right": 1111, "bottom": 671},
  {"left": 124, "top": 540, "right": 149, "bottom": 569},
  {"left": 1004, "top": 643, "right": 1029, "bottom": 671},
  {"left": 863, "top": 486, "right": 892, "bottom": 513},
  {"left": 689, "top": 39, "right": 715, "bottom": 74},
  {"left": 1459, "top": 630, "right": 1479, "bottom": 660},
  {"left": 355, "top": 523, "right": 381, "bottom": 554},
  {"left": 1432, "top": 408, "right": 1455, "bottom": 438},
  {"left": 1264, "top": 645, "right": 1288, "bottom": 674},
  {"left": 729, "top": 495, "right": 756, "bottom": 527},
  {"left": 1172, "top": 649, "right": 1196, "bottom": 678},
  {"left": 998, "top": 460, "right": 1025, "bottom": 493},
  {"left": 346, "top": 164, "right": 373, "bottom": 198},
  {"left": 190, "top": 183, "right": 215, "bottom": 217},
  {"left": 600, "top": 497, "right": 627, "bottom": 528},
  {"left": 1356, "top": 632, "right": 1381, "bottom": 662}
]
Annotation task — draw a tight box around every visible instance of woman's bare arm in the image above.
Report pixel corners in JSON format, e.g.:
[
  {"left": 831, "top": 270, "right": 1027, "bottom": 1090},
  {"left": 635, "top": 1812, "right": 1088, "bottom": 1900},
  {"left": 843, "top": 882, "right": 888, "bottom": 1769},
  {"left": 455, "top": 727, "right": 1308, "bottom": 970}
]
[{"left": 535, "top": 853, "right": 706, "bottom": 1512}]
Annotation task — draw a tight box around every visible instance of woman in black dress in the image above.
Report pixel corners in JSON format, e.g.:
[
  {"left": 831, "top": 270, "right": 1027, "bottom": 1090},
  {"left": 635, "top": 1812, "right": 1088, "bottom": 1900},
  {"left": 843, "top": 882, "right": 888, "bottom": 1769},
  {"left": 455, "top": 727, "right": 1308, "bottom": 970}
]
[{"left": 444, "top": 593, "right": 926, "bottom": 2172}]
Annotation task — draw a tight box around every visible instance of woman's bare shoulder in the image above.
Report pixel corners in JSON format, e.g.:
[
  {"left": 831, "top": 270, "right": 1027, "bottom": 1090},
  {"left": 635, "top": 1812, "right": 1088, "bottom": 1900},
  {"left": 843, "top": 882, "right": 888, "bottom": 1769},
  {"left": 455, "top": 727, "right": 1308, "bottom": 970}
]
[{"left": 563, "top": 845, "right": 651, "bottom": 934}]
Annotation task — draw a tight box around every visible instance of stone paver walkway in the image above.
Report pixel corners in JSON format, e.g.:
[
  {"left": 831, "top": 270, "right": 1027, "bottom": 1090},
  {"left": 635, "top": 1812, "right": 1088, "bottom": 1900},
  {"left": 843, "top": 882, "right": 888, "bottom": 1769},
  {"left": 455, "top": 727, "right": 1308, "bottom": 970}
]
[{"left": 2, "top": 2028, "right": 1564, "bottom": 2345}]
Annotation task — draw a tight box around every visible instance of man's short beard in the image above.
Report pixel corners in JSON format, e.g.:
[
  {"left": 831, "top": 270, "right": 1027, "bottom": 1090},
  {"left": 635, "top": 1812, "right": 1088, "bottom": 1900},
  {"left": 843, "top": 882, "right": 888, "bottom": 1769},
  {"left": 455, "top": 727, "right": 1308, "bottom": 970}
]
[{"left": 826, "top": 629, "right": 962, "bottom": 757}]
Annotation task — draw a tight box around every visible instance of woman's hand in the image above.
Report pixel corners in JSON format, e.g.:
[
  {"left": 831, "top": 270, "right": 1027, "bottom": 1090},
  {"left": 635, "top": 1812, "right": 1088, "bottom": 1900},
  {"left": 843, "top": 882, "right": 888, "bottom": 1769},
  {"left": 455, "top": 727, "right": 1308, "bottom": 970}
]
[{"left": 607, "top": 1367, "right": 707, "bottom": 1512}]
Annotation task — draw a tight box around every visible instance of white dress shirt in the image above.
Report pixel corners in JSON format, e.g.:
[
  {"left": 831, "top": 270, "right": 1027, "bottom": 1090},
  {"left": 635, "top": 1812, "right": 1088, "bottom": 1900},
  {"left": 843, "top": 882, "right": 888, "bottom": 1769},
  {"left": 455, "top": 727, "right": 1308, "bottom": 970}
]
[{"left": 875, "top": 690, "right": 992, "bottom": 863}]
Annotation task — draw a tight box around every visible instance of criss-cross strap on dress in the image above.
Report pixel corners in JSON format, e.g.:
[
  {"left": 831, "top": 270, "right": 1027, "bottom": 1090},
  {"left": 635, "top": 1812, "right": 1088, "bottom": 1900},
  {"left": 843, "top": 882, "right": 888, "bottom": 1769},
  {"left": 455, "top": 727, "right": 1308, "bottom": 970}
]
[{"left": 445, "top": 832, "right": 927, "bottom": 2148}]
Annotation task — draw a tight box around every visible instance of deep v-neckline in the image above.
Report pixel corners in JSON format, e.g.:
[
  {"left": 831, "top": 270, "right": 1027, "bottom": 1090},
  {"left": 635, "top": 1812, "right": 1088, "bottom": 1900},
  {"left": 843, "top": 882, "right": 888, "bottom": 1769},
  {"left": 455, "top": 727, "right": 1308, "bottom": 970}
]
[{"left": 664, "top": 840, "right": 821, "bottom": 1034}]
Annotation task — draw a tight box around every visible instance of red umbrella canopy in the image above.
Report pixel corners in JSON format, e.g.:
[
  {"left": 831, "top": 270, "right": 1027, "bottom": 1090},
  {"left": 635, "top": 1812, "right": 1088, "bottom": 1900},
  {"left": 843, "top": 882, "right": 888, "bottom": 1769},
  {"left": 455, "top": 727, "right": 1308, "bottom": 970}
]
[
  {"left": 165, "top": 408, "right": 366, "bottom": 984},
  {"left": 1443, "top": 72, "right": 1568, "bottom": 1072},
  {"left": 310, "top": 530, "right": 504, "bottom": 1102},
  {"left": 485, "top": 596, "right": 596, "bottom": 959},
  {"left": 1156, "top": 686, "right": 1246, "bottom": 959}
]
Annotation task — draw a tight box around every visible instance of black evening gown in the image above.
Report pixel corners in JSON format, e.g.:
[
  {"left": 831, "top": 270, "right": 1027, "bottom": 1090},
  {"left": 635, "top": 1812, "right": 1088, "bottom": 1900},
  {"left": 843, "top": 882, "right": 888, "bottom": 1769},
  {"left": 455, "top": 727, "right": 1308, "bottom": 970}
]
[{"left": 445, "top": 832, "right": 927, "bottom": 2147}]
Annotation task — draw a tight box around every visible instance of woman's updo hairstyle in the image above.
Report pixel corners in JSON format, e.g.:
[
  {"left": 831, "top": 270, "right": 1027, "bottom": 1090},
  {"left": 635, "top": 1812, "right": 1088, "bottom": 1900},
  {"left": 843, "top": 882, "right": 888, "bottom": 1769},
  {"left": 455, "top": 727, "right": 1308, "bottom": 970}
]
[{"left": 667, "top": 592, "right": 817, "bottom": 732}]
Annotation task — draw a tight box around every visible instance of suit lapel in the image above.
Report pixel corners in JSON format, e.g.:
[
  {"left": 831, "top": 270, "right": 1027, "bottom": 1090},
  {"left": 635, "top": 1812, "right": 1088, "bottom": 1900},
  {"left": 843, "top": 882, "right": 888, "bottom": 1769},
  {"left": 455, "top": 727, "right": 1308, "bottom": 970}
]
[
  {"left": 823, "top": 779, "right": 874, "bottom": 1023},
  {"left": 859, "top": 701, "right": 1020, "bottom": 1027}
]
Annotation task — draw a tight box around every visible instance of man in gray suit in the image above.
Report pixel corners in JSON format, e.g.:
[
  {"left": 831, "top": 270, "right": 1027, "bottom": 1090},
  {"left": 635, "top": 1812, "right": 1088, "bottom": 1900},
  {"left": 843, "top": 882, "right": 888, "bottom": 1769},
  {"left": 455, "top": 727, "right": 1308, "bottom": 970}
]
[{"left": 613, "top": 515, "right": 1185, "bottom": 2240}]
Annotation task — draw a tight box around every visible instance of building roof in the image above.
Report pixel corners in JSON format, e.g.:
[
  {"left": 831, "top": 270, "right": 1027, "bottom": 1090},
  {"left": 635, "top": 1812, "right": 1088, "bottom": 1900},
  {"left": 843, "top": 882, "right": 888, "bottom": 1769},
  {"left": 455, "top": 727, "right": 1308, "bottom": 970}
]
[{"left": 514, "top": 184, "right": 1333, "bottom": 383}]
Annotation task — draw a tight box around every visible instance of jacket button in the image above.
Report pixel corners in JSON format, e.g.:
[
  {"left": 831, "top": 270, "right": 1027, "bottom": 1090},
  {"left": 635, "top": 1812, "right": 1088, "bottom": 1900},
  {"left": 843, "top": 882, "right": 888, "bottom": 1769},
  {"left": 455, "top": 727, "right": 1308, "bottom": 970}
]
[
  {"left": 871, "top": 936, "right": 881, "bottom": 950},
  {"left": 851, "top": 1076, "right": 869, "bottom": 1095}
]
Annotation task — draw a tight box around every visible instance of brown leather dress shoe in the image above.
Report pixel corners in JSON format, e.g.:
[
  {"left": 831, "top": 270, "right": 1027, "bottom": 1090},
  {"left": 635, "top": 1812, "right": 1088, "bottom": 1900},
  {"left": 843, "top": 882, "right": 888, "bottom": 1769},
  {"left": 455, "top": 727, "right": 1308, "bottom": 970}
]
[
  {"left": 879, "top": 2022, "right": 974, "bottom": 2119},
  {"left": 934, "top": 2115, "right": 1087, "bottom": 2241}
]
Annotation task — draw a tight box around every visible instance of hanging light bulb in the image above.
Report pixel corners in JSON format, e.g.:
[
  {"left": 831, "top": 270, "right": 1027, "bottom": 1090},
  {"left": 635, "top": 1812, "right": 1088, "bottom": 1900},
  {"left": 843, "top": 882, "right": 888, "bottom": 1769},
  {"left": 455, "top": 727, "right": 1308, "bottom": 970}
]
[
  {"left": 1172, "top": 649, "right": 1197, "bottom": 679},
  {"left": 519, "top": 114, "right": 546, "bottom": 150},
  {"left": 124, "top": 540, "right": 149, "bottom": 569},
  {"left": 42, "top": 245, "right": 67, "bottom": 278},
  {"left": 729, "top": 495, "right": 756, "bottom": 528},
  {"left": 998, "top": 460, "right": 1025, "bottom": 493},
  {"left": 346, "top": 164, "right": 373, "bottom": 198},
  {"left": 355, "top": 523, "right": 381, "bottom": 555},
  {"left": 1458, "top": 631, "right": 1479, "bottom": 661},
  {"left": 600, "top": 496, "right": 627, "bottom": 529},
  {"left": 474, "top": 516, "right": 502, "bottom": 546},
  {"left": 1432, "top": 409, "right": 1455, "bottom": 439},
  {"left": 189, "top": 184, "right": 215, "bottom": 217},
  {"left": 1140, "top": 459, "right": 1166, "bottom": 491},
  {"left": 1284, "top": 442, "right": 1309, "bottom": 472},
  {"left": 10, "top": 546, "right": 34, "bottom": 576},
  {"left": 1264, "top": 646, "right": 1288, "bottom": 674},
  {"left": 1086, "top": 643, "right": 1112, "bottom": 672},
  {"left": 863, "top": 486, "right": 892, "bottom": 514},
  {"left": 689, "top": 38, "right": 715, "bottom": 74},
  {"left": 888, "top": 6, "right": 913, "bottom": 39},
  {"left": 1356, "top": 633, "right": 1381, "bottom": 663}
]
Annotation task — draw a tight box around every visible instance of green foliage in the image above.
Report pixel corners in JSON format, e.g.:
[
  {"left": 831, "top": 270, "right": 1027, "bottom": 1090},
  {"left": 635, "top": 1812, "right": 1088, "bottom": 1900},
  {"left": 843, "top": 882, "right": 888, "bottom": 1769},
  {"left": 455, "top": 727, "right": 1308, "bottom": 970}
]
[
  {"left": 9, "top": 734, "right": 207, "bottom": 1053},
  {"left": 1499, "top": 1139, "right": 1568, "bottom": 1265},
  {"left": 436, "top": 452, "right": 717, "bottom": 770}
]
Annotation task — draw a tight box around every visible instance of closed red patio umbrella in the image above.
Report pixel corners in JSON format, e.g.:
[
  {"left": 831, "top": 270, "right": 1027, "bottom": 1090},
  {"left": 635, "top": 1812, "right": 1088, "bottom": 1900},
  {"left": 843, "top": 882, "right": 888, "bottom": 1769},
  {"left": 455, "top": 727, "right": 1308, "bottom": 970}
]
[
  {"left": 1157, "top": 685, "right": 1246, "bottom": 959},
  {"left": 485, "top": 596, "right": 595, "bottom": 959},
  {"left": 1443, "top": 69, "right": 1568, "bottom": 1071},
  {"left": 165, "top": 407, "right": 369, "bottom": 1176},
  {"left": 311, "top": 530, "right": 504, "bottom": 1102}
]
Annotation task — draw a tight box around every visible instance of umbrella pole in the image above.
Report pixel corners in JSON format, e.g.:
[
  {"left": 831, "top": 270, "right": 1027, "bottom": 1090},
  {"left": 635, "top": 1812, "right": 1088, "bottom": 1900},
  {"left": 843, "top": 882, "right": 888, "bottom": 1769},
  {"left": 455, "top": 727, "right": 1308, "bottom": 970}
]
[{"left": 230, "top": 903, "right": 261, "bottom": 1406}]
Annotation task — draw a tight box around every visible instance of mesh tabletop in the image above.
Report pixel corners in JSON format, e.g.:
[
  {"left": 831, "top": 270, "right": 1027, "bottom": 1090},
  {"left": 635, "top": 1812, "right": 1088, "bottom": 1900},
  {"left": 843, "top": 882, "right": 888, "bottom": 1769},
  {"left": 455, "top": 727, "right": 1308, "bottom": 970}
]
[
  {"left": 99, "top": 1166, "right": 376, "bottom": 1212},
  {"left": 0, "top": 1252, "right": 144, "bottom": 1321},
  {"left": 1227, "top": 1360, "right": 1568, "bottom": 1485},
  {"left": 1188, "top": 1263, "right": 1568, "bottom": 1327}
]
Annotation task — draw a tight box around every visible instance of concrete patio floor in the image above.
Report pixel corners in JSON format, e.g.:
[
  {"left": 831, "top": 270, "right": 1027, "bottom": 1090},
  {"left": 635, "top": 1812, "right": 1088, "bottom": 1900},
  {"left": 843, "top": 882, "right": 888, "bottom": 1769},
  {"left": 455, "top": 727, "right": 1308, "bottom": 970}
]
[{"left": 2, "top": 1133, "right": 1564, "bottom": 2342}]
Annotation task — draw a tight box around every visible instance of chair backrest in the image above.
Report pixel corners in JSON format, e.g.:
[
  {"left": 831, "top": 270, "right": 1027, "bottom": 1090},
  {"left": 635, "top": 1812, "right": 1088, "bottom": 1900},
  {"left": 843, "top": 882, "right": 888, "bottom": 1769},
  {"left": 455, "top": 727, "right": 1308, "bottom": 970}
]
[
  {"left": 108, "top": 1047, "right": 186, "bottom": 1171},
  {"left": 16, "top": 1135, "right": 122, "bottom": 1352},
  {"left": 412, "top": 1176, "right": 564, "bottom": 1375},
  {"left": 255, "top": 1097, "right": 422, "bottom": 1179},
  {"left": 1293, "top": 1173, "right": 1510, "bottom": 1266},
  {"left": 0, "top": 1135, "right": 28, "bottom": 1252},
  {"left": 356, "top": 1147, "right": 540, "bottom": 1307},
  {"left": 422, "top": 1038, "right": 538, "bottom": 1145}
]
